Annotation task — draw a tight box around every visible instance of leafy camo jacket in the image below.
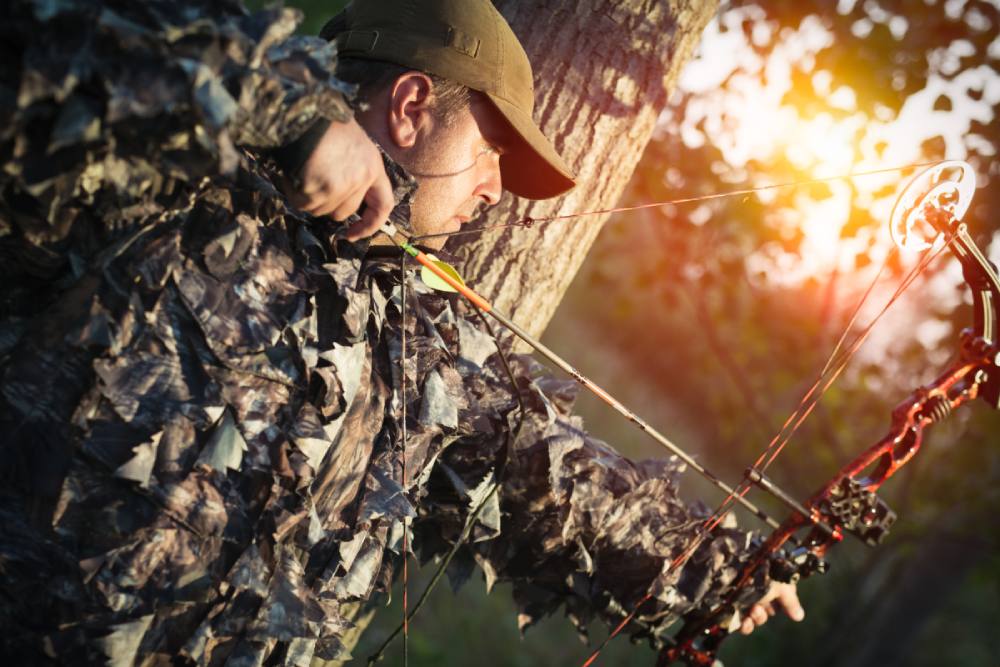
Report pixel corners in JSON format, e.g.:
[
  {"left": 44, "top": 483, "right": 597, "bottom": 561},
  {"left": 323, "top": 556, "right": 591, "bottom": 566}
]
[{"left": 0, "top": 1, "right": 766, "bottom": 664}]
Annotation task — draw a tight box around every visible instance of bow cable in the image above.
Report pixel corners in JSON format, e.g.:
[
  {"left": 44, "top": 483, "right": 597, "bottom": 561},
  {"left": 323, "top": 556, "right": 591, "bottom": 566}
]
[{"left": 400, "top": 251, "right": 409, "bottom": 667}]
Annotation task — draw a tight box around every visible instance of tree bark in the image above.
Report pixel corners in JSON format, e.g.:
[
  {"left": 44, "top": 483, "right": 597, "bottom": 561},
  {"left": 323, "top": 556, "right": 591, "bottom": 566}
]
[{"left": 448, "top": 0, "right": 718, "bottom": 341}]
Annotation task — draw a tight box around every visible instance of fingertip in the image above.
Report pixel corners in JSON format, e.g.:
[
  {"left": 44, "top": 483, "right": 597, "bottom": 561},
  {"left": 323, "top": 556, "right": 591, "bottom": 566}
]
[
  {"left": 365, "top": 187, "right": 394, "bottom": 220},
  {"left": 343, "top": 216, "right": 382, "bottom": 242},
  {"left": 362, "top": 203, "right": 391, "bottom": 234},
  {"left": 375, "top": 171, "right": 394, "bottom": 196},
  {"left": 310, "top": 202, "right": 338, "bottom": 219},
  {"left": 361, "top": 209, "right": 390, "bottom": 233}
]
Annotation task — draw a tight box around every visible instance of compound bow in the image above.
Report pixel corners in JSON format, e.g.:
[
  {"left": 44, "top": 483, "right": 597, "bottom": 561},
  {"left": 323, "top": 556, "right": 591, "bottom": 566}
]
[
  {"left": 380, "top": 160, "right": 998, "bottom": 666},
  {"left": 659, "top": 160, "right": 1000, "bottom": 665}
]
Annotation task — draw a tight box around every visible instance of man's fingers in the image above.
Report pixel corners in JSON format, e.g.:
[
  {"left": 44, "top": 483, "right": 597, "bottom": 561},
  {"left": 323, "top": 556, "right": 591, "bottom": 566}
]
[
  {"left": 344, "top": 178, "right": 394, "bottom": 241},
  {"left": 344, "top": 206, "right": 385, "bottom": 241},
  {"left": 272, "top": 115, "right": 393, "bottom": 241},
  {"left": 277, "top": 174, "right": 311, "bottom": 210},
  {"left": 329, "top": 186, "right": 369, "bottom": 222},
  {"left": 366, "top": 168, "right": 395, "bottom": 223},
  {"left": 740, "top": 581, "right": 805, "bottom": 637},
  {"left": 306, "top": 185, "right": 355, "bottom": 218},
  {"left": 777, "top": 586, "right": 805, "bottom": 622},
  {"left": 295, "top": 185, "right": 332, "bottom": 215},
  {"left": 299, "top": 184, "right": 353, "bottom": 218},
  {"left": 272, "top": 114, "right": 394, "bottom": 241}
]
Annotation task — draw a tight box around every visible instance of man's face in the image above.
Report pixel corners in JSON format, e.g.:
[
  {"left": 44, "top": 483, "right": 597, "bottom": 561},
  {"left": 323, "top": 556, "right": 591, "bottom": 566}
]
[{"left": 401, "top": 95, "right": 511, "bottom": 249}]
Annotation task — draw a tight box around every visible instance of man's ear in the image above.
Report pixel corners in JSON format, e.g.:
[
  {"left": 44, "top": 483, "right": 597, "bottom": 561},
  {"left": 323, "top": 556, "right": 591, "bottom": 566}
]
[{"left": 386, "top": 71, "right": 436, "bottom": 150}]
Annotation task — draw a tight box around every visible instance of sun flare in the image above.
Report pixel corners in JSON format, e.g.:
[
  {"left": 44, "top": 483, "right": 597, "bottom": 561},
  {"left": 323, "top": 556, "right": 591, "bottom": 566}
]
[{"left": 673, "top": 7, "right": 997, "bottom": 290}]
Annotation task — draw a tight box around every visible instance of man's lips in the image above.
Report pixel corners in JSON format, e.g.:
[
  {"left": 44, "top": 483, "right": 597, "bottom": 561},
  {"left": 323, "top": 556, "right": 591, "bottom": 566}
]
[{"left": 443, "top": 214, "right": 472, "bottom": 233}]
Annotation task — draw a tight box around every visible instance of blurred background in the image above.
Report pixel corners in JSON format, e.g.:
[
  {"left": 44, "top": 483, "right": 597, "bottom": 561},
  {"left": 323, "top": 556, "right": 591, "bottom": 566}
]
[{"left": 252, "top": 1, "right": 999, "bottom": 664}]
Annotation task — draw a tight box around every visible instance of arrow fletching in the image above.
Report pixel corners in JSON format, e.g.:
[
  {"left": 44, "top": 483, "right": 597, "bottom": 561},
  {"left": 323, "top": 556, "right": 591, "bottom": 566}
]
[{"left": 419, "top": 256, "right": 466, "bottom": 293}]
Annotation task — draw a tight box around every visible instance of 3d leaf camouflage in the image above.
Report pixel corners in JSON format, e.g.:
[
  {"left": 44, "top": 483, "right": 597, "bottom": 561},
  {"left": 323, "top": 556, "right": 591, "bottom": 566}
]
[{"left": 0, "top": 1, "right": 765, "bottom": 665}]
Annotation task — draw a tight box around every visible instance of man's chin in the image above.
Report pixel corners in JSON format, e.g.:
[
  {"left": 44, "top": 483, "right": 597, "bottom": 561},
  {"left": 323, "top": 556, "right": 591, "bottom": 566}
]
[
  {"left": 410, "top": 217, "right": 462, "bottom": 250},
  {"left": 420, "top": 236, "right": 448, "bottom": 251}
]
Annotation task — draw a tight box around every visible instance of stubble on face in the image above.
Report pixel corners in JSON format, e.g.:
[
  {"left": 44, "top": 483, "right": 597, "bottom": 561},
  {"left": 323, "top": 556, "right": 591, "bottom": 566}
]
[
  {"left": 399, "top": 95, "right": 511, "bottom": 250},
  {"left": 401, "top": 122, "right": 478, "bottom": 247}
]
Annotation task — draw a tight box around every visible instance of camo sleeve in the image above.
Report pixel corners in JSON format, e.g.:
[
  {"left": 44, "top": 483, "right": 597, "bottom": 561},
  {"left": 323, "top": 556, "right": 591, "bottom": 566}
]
[
  {"left": 403, "top": 296, "right": 770, "bottom": 651},
  {"left": 0, "top": 0, "right": 352, "bottom": 247}
]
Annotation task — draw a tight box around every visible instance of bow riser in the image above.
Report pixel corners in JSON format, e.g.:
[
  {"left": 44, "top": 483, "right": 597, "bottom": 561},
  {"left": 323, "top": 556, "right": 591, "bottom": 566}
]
[
  {"left": 842, "top": 358, "right": 985, "bottom": 492},
  {"left": 662, "top": 349, "right": 997, "bottom": 665}
]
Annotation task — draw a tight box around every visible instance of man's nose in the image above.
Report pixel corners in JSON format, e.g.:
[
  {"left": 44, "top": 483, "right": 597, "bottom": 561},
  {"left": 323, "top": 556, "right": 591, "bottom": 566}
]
[{"left": 477, "top": 160, "right": 502, "bottom": 206}]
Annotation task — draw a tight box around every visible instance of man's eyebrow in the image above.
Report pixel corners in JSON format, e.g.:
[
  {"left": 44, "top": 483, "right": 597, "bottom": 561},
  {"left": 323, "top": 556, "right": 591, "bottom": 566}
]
[
  {"left": 483, "top": 119, "right": 516, "bottom": 153},
  {"left": 471, "top": 93, "right": 518, "bottom": 151}
]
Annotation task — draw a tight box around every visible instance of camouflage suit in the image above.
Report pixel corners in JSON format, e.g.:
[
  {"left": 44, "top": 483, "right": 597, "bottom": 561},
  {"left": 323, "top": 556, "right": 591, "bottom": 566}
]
[{"left": 0, "top": 1, "right": 762, "bottom": 664}]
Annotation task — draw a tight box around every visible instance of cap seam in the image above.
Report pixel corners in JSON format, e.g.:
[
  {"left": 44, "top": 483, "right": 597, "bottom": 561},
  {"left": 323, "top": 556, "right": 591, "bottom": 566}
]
[{"left": 494, "top": 8, "right": 503, "bottom": 97}]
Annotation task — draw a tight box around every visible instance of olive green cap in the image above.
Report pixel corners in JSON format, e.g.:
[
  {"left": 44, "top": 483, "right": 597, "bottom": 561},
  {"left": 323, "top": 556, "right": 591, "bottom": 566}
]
[{"left": 321, "top": 0, "right": 576, "bottom": 200}]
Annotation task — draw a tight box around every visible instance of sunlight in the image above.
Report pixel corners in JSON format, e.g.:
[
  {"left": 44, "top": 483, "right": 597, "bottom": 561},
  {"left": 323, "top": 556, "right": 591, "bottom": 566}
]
[
  {"left": 674, "top": 7, "right": 998, "bottom": 293},
  {"left": 783, "top": 112, "right": 859, "bottom": 175}
]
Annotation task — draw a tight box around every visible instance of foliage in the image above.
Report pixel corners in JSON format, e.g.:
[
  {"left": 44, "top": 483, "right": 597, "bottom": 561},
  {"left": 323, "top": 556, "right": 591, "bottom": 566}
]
[{"left": 245, "top": 0, "right": 346, "bottom": 34}]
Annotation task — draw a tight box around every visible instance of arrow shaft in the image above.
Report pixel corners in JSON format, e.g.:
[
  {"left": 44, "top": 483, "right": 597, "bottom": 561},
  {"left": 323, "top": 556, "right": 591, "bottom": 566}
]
[{"left": 393, "top": 233, "right": 779, "bottom": 530}]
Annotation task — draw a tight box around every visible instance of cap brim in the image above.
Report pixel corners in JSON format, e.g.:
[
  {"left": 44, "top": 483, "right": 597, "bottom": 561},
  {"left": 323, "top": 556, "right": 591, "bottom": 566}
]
[{"left": 485, "top": 93, "right": 576, "bottom": 200}]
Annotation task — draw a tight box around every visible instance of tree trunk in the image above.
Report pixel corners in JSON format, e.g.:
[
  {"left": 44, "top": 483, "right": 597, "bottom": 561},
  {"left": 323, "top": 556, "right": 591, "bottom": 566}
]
[{"left": 448, "top": 0, "right": 719, "bottom": 341}]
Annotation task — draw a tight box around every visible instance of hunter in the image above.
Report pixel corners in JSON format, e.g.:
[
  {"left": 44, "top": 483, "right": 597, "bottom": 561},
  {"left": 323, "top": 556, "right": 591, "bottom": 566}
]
[{"left": 0, "top": 0, "right": 799, "bottom": 664}]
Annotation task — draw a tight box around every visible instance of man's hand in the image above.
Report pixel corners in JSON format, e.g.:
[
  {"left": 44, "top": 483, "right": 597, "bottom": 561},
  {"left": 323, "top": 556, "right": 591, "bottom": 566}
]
[
  {"left": 739, "top": 580, "right": 805, "bottom": 635},
  {"left": 282, "top": 117, "right": 394, "bottom": 241}
]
